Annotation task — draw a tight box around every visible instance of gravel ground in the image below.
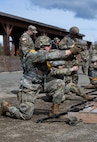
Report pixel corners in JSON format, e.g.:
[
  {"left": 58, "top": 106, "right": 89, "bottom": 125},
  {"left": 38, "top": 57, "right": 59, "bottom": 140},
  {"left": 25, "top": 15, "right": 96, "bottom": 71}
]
[{"left": 0, "top": 70, "right": 97, "bottom": 142}]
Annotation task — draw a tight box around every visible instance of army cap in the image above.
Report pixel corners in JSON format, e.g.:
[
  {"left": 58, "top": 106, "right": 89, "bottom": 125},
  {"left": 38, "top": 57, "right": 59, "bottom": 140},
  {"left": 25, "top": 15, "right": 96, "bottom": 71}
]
[
  {"left": 28, "top": 25, "right": 38, "bottom": 33},
  {"left": 91, "top": 55, "right": 97, "bottom": 62}
]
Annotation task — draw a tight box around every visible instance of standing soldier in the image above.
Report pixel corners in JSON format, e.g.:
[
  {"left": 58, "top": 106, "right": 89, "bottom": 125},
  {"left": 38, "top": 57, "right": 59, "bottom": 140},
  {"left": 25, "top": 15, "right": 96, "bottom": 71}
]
[
  {"left": 19, "top": 25, "right": 38, "bottom": 72},
  {"left": 88, "top": 55, "right": 97, "bottom": 88},
  {"left": 59, "top": 26, "right": 80, "bottom": 85},
  {"left": 85, "top": 45, "right": 97, "bottom": 89},
  {"left": 90, "top": 45, "right": 97, "bottom": 57},
  {"left": 80, "top": 41, "right": 89, "bottom": 75}
]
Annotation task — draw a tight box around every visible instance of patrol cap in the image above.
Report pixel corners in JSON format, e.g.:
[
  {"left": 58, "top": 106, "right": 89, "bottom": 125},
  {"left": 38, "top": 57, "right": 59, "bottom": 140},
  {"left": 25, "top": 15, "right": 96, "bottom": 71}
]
[
  {"left": 28, "top": 25, "right": 38, "bottom": 33},
  {"left": 91, "top": 55, "right": 97, "bottom": 62}
]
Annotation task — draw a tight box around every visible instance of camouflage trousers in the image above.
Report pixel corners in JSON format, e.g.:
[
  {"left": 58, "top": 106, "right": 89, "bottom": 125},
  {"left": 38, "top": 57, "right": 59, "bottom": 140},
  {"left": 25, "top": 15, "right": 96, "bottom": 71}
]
[
  {"left": 6, "top": 77, "right": 65, "bottom": 120},
  {"left": 6, "top": 76, "right": 41, "bottom": 120},
  {"left": 44, "top": 79, "right": 65, "bottom": 104},
  {"left": 65, "top": 82, "right": 85, "bottom": 97},
  {"left": 65, "top": 71, "right": 79, "bottom": 85},
  {"left": 81, "top": 61, "right": 88, "bottom": 74}
]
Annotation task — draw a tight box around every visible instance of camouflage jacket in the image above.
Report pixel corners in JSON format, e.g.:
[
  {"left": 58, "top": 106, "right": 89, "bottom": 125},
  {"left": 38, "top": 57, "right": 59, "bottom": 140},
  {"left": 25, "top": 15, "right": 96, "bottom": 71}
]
[
  {"left": 19, "top": 32, "right": 35, "bottom": 62},
  {"left": 59, "top": 36, "right": 79, "bottom": 67},
  {"left": 80, "top": 49, "right": 89, "bottom": 62},
  {"left": 90, "top": 49, "right": 97, "bottom": 57},
  {"left": 88, "top": 62, "right": 97, "bottom": 72},
  {"left": 88, "top": 62, "right": 97, "bottom": 85},
  {"left": 23, "top": 49, "right": 72, "bottom": 82},
  {"left": 49, "top": 60, "right": 74, "bottom": 80},
  {"left": 59, "top": 36, "right": 75, "bottom": 50}
]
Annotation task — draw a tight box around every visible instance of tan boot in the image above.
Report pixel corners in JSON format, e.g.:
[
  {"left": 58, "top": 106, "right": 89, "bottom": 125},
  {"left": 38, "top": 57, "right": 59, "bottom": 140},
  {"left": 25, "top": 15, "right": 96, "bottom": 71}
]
[
  {"left": 1, "top": 101, "right": 10, "bottom": 115},
  {"left": 49, "top": 104, "right": 60, "bottom": 116},
  {"left": 82, "top": 94, "right": 93, "bottom": 101},
  {"left": 85, "top": 83, "right": 95, "bottom": 89}
]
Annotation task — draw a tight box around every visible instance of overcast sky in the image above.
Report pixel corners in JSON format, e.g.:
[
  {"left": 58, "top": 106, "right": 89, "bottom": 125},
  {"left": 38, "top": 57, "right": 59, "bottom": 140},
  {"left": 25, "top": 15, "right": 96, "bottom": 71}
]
[{"left": 0, "top": 0, "right": 97, "bottom": 43}]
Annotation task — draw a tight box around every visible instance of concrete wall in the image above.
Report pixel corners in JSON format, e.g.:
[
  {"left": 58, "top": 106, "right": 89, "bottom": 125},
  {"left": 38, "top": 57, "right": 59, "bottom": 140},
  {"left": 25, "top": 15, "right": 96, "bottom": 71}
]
[{"left": 0, "top": 56, "right": 22, "bottom": 72}]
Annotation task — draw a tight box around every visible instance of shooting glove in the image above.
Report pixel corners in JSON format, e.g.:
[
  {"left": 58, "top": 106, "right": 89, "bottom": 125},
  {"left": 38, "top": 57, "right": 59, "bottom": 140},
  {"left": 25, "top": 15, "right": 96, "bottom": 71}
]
[{"left": 70, "top": 47, "right": 81, "bottom": 55}]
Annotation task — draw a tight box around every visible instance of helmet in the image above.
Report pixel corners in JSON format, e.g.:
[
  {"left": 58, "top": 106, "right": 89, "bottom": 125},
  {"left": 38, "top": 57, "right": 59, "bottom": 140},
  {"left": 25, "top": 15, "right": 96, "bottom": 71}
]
[
  {"left": 91, "top": 55, "right": 97, "bottom": 62},
  {"left": 35, "top": 35, "right": 51, "bottom": 49},
  {"left": 69, "top": 26, "right": 79, "bottom": 34},
  {"left": 53, "top": 37, "right": 60, "bottom": 42}
]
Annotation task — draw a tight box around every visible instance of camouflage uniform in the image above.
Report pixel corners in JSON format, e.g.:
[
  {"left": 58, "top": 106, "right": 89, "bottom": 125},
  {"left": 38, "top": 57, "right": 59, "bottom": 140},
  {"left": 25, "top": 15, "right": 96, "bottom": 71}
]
[
  {"left": 19, "top": 33, "right": 34, "bottom": 60},
  {"left": 85, "top": 46, "right": 97, "bottom": 89},
  {"left": 65, "top": 83, "right": 86, "bottom": 98},
  {"left": 80, "top": 44, "right": 89, "bottom": 74},
  {"left": 90, "top": 46, "right": 97, "bottom": 57},
  {"left": 59, "top": 35, "right": 79, "bottom": 85},
  {"left": 88, "top": 55, "right": 97, "bottom": 88},
  {"left": 2, "top": 36, "right": 80, "bottom": 119},
  {"left": 19, "top": 25, "right": 37, "bottom": 71},
  {"left": 50, "top": 60, "right": 87, "bottom": 100},
  {"left": 1, "top": 25, "right": 37, "bottom": 120}
]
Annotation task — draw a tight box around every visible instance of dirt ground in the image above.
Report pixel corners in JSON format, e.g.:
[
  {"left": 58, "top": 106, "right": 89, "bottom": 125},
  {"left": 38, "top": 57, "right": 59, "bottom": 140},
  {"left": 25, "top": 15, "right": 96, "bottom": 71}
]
[{"left": 0, "top": 70, "right": 97, "bottom": 142}]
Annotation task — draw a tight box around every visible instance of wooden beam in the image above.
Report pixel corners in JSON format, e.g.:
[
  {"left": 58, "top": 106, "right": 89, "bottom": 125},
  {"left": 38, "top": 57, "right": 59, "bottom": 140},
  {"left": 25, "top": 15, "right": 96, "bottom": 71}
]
[
  {"left": 68, "top": 111, "right": 97, "bottom": 124},
  {"left": 2, "top": 23, "right": 13, "bottom": 55}
]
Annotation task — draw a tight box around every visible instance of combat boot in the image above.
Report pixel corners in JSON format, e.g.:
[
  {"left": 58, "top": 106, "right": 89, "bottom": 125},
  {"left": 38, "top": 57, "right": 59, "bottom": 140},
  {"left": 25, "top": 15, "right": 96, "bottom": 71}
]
[
  {"left": 82, "top": 94, "right": 93, "bottom": 101},
  {"left": 1, "top": 101, "right": 11, "bottom": 115},
  {"left": 49, "top": 104, "right": 60, "bottom": 116},
  {"left": 85, "top": 83, "right": 95, "bottom": 89}
]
